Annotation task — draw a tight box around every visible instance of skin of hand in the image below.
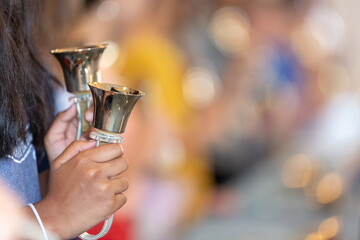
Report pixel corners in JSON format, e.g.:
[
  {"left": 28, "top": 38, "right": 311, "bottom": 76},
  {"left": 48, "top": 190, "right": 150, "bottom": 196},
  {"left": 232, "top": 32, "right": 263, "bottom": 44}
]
[
  {"left": 28, "top": 140, "right": 129, "bottom": 240},
  {"left": 45, "top": 104, "right": 94, "bottom": 162}
]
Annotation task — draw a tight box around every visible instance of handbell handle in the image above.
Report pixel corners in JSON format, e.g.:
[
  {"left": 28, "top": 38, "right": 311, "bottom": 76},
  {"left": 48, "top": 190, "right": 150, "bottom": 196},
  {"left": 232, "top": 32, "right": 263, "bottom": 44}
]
[
  {"left": 70, "top": 94, "right": 92, "bottom": 140},
  {"left": 79, "top": 214, "right": 114, "bottom": 240}
]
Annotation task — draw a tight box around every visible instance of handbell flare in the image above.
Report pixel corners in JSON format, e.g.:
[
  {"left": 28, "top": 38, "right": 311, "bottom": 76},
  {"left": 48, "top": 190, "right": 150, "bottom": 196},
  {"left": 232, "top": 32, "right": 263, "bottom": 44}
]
[
  {"left": 89, "top": 82, "right": 145, "bottom": 134},
  {"left": 51, "top": 44, "right": 107, "bottom": 93}
]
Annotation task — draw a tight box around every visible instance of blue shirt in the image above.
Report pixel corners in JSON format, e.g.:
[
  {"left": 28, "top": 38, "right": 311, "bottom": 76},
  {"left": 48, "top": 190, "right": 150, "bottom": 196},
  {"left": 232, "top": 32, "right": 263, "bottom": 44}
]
[{"left": 0, "top": 125, "right": 49, "bottom": 205}]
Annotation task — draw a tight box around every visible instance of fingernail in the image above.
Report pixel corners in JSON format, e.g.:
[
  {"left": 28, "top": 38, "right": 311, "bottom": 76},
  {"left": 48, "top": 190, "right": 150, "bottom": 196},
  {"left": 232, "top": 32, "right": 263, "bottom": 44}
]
[{"left": 118, "top": 144, "right": 124, "bottom": 154}]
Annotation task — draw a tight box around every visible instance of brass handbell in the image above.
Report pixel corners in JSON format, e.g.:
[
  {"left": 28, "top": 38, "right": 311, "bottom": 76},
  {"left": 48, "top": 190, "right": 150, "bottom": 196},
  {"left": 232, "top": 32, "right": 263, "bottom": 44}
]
[
  {"left": 88, "top": 82, "right": 145, "bottom": 143},
  {"left": 51, "top": 44, "right": 107, "bottom": 139},
  {"left": 79, "top": 82, "right": 144, "bottom": 240}
]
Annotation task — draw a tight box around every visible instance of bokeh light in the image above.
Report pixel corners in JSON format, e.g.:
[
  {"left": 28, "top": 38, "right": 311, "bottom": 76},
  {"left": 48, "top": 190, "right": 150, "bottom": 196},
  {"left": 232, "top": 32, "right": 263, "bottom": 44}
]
[
  {"left": 155, "top": 137, "right": 186, "bottom": 174},
  {"left": 282, "top": 154, "right": 316, "bottom": 189},
  {"left": 306, "top": 4, "right": 346, "bottom": 54},
  {"left": 97, "top": 0, "right": 120, "bottom": 22},
  {"left": 304, "top": 233, "right": 324, "bottom": 240},
  {"left": 291, "top": 4, "right": 346, "bottom": 70},
  {"left": 100, "top": 41, "right": 120, "bottom": 69},
  {"left": 182, "top": 67, "right": 219, "bottom": 108},
  {"left": 208, "top": 6, "right": 250, "bottom": 58},
  {"left": 318, "top": 216, "right": 341, "bottom": 239},
  {"left": 316, "top": 173, "right": 343, "bottom": 204}
]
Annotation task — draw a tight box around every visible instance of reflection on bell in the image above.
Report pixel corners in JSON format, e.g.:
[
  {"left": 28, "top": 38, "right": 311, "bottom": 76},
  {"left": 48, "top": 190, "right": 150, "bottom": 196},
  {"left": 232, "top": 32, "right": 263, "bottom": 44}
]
[
  {"left": 89, "top": 82, "right": 145, "bottom": 135},
  {"left": 51, "top": 44, "right": 107, "bottom": 93}
]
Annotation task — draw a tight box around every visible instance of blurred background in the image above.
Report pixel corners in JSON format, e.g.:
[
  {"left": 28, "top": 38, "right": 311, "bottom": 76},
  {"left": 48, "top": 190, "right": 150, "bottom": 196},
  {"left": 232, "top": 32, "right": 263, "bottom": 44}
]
[{"left": 41, "top": 0, "right": 360, "bottom": 239}]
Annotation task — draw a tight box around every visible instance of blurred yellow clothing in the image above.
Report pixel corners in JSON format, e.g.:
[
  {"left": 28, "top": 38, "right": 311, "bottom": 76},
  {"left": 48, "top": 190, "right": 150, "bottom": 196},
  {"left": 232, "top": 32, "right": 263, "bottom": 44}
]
[
  {"left": 116, "top": 30, "right": 213, "bottom": 222},
  {"left": 118, "top": 31, "right": 188, "bottom": 127}
]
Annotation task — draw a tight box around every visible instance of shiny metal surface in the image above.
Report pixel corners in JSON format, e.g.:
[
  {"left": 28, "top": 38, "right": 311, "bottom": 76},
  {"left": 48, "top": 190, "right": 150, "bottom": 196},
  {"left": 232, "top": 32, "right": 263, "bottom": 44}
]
[
  {"left": 51, "top": 44, "right": 107, "bottom": 93},
  {"left": 79, "top": 214, "right": 114, "bottom": 240},
  {"left": 89, "top": 82, "right": 145, "bottom": 134},
  {"left": 72, "top": 96, "right": 91, "bottom": 139}
]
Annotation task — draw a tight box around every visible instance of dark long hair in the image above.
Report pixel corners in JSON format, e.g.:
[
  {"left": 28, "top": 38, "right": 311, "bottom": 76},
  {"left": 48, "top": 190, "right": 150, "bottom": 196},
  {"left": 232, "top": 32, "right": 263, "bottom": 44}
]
[{"left": 0, "top": 0, "right": 58, "bottom": 157}]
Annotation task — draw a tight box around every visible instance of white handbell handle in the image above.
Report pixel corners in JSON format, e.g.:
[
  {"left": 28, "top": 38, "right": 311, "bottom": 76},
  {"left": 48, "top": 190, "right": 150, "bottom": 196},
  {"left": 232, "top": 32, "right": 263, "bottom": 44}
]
[
  {"left": 79, "top": 214, "right": 114, "bottom": 240},
  {"left": 70, "top": 94, "right": 92, "bottom": 140}
]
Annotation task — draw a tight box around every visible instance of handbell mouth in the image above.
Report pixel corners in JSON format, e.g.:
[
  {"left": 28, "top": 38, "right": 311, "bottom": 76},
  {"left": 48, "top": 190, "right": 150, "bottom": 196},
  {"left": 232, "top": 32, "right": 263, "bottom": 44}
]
[
  {"left": 50, "top": 44, "right": 108, "bottom": 54},
  {"left": 89, "top": 82, "right": 145, "bottom": 96},
  {"left": 111, "top": 87, "right": 143, "bottom": 95}
]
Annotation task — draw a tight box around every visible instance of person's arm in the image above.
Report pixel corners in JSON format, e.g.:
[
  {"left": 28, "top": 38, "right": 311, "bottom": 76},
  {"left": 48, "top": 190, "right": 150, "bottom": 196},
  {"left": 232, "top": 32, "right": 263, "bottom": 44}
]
[{"left": 24, "top": 140, "right": 129, "bottom": 239}]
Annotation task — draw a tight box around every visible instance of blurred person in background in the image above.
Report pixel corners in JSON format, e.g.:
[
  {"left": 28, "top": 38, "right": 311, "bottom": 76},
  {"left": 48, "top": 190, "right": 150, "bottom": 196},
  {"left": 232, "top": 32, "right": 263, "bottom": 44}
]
[
  {"left": 0, "top": 0, "right": 130, "bottom": 239},
  {"left": 206, "top": 0, "right": 306, "bottom": 186}
]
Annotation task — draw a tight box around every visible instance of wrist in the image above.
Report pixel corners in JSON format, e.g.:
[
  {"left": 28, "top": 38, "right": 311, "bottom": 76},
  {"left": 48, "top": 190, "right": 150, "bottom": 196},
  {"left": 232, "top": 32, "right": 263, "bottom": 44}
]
[
  {"left": 31, "top": 198, "right": 68, "bottom": 239},
  {"left": 27, "top": 203, "right": 48, "bottom": 240}
]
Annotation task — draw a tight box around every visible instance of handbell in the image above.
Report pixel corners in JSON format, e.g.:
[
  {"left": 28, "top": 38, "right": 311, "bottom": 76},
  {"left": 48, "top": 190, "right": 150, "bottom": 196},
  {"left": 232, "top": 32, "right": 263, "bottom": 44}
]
[
  {"left": 51, "top": 44, "right": 107, "bottom": 139},
  {"left": 89, "top": 82, "right": 145, "bottom": 136},
  {"left": 51, "top": 44, "right": 107, "bottom": 93},
  {"left": 78, "top": 82, "right": 144, "bottom": 240}
]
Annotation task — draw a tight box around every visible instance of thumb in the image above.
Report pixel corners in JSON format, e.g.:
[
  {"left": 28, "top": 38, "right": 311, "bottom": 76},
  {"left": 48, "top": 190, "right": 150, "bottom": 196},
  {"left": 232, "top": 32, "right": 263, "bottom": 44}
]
[
  {"left": 47, "top": 105, "right": 77, "bottom": 137},
  {"left": 84, "top": 105, "right": 94, "bottom": 123},
  {"left": 56, "top": 104, "right": 77, "bottom": 123},
  {"left": 52, "top": 140, "right": 97, "bottom": 168}
]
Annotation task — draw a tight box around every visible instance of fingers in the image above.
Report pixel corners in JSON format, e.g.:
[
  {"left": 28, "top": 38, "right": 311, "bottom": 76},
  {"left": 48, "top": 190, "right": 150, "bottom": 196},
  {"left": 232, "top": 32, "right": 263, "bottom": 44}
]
[
  {"left": 46, "top": 104, "right": 77, "bottom": 139},
  {"left": 100, "top": 177, "right": 129, "bottom": 216},
  {"left": 85, "top": 105, "right": 94, "bottom": 123},
  {"left": 110, "top": 177, "right": 129, "bottom": 194},
  {"left": 102, "top": 158, "right": 128, "bottom": 177},
  {"left": 56, "top": 104, "right": 77, "bottom": 123},
  {"left": 65, "top": 117, "right": 78, "bottom": 140},
  {"left": 54, "top": 140, "right": 97, "bottom": 167},
  {"left": 70, "top": 117, "right": 78, "bottom": 130},
  {"left": 113, "top": 193, "right": 127, "bottom": 211},
  {"left": 79, "top": 126, "right": 94, "bottom": 141},
  {"left": 84, "top": 143, "right": 124, "bottom": 163}
]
